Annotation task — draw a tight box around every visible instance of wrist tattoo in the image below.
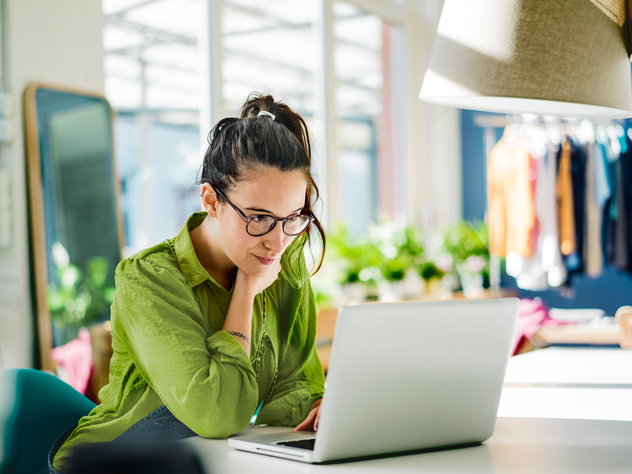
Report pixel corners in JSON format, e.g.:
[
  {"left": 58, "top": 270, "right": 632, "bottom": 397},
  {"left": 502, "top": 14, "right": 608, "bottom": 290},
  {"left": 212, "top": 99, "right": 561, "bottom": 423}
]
[{"left": 228, "top": 331, "right": 250, "bottom": 345}]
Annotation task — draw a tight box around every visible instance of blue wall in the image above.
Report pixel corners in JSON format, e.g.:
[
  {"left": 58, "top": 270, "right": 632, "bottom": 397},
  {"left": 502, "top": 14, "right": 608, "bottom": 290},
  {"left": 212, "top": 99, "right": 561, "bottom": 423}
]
[
  {"left": 460, "top": 111, "right": 503, "bottom": 221},
  {"left": 460, "top": 109, "right": 632, "bottom": 316}
]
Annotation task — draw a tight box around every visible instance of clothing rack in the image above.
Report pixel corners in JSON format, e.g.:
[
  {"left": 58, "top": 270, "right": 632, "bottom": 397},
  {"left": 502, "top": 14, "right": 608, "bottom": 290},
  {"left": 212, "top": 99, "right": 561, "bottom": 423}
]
[
  {"left": 479, "top": 113, "right": 632, "bottom": 292},
  {"left": 473, "top": 113, "right": 632, "bottom": 293}
]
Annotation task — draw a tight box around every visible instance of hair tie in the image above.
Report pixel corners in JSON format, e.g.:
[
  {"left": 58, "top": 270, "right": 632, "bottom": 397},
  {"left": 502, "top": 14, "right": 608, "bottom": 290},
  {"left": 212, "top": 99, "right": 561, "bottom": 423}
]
[{"left": 257, "top": 110, "right": 276, "bottom": 120}]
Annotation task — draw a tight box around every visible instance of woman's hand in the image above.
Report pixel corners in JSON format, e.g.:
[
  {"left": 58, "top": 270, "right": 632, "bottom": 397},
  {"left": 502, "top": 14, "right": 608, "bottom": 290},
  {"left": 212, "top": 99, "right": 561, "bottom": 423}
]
[
  {"left": 295, "top": 399, "right": 322, "bottom": 432},
  {"left": 235, "top": 260, "right": 282, "bottom": 298},
  {"left": 224, "top": 261, "right": 282, "bottom": 356}
]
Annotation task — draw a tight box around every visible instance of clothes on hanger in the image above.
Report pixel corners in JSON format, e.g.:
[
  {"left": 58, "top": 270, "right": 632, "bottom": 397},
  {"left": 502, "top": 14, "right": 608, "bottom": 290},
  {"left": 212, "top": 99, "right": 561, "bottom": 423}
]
[
  {"left": 487, "top": 125, "right": 537, "bottom": 259},
  {"left": 557, "top": 140, "right": 576, "bottom": 256},
  {"left": 486, "top": 119, "right": 632, "bottom": 290},
  {"left": 584, "top": 142, "right": 603, "bottom": 277}
]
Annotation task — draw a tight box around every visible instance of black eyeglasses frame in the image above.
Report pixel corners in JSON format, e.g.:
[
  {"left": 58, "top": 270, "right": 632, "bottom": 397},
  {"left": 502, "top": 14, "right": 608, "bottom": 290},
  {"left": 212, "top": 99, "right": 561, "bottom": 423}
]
[{"left": 211, "top": 185, "right": 314, "bottom": 237}]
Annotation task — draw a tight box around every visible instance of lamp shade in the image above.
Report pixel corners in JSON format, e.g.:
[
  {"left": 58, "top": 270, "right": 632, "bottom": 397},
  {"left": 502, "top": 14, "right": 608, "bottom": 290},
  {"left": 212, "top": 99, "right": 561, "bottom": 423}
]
[{"left": 419, "top": 0, "right": 632, "bottom": 118}]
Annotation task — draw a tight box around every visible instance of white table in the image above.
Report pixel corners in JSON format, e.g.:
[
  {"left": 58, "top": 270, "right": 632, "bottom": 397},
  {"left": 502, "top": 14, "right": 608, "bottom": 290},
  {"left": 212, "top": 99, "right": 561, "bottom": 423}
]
[
  {"left": 186, "top": 348, "right": 632, "bottom": 473},
  {"left": 498, "top": 347, "right": 632, "bottom": 422}
]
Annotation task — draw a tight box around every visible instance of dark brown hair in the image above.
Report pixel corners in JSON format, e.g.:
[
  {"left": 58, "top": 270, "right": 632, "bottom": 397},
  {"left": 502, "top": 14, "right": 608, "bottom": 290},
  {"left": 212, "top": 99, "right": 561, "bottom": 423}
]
[{"left": 198, "top": 93, "right": 326, "bottom": 274}]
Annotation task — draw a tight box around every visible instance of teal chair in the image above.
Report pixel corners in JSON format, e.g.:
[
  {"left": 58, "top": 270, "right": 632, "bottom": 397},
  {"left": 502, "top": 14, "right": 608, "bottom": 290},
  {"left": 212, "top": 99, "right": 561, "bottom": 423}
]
[{"left": 0, "top": 369, "right": 96, "bottom": 474}]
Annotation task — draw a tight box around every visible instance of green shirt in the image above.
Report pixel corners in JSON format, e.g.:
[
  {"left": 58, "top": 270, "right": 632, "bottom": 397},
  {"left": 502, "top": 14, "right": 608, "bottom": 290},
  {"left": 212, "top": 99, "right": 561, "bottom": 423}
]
[{"left": 54, "top": 212, "right": 325, "bottom": 470}]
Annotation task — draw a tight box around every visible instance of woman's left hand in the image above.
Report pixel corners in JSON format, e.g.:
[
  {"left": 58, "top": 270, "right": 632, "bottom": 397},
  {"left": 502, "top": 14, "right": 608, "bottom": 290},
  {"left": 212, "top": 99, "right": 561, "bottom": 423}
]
[{"left": 294, "top": 399, "right": 322, "bottom": 432}]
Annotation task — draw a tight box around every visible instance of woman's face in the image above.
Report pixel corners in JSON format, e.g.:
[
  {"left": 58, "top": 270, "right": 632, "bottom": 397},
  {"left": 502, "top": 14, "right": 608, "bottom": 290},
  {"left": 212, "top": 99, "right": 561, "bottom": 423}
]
[{"left": 215, "top": 167, "right": 308, "bottom": 278}]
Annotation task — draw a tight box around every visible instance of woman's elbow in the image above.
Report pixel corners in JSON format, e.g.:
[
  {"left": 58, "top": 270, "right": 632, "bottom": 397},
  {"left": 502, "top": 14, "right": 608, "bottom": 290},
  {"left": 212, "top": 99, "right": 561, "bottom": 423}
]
[
  {"left": 178, "top": 367, "right": 258, "bottom": 437},
  {"left": 194, "top": 411, "right": 253, "bottom": 438},
  {"left": 187, "top": 393, "right": 257, "bottom": 438}
]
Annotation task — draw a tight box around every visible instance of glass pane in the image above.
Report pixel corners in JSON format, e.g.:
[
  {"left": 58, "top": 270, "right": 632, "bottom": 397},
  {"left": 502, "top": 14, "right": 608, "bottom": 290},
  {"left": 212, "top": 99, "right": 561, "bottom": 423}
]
[
  {"left": 334, "top": 2, "right": 402, "bottom": 234},
  {"left": 103, "top": 0, "right": 203, "bottom": 254},
  {"left": 222, "top": 0, "right": 317, "bottom": 115}
]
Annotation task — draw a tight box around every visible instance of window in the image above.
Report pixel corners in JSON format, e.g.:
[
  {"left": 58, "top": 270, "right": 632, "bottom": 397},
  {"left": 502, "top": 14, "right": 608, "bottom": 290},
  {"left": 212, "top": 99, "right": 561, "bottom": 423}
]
[
  {"left": 334, "top": 1, "right": 403, "bottom": 234},
  {"left": 103, "top": 0, "right": 407, "bottom": 252},
  {"left": 103, "top": 0, "right": 203, "bottom": 253},
  {"left": 222, "top": 0, "right": 318, "bottom": 116}
]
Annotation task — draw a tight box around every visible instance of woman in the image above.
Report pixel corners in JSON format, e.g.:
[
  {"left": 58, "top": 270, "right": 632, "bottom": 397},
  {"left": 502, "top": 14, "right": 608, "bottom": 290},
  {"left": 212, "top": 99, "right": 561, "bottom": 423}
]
[{"left": 50, "top": 94, "right": 326, "bottom": 473}]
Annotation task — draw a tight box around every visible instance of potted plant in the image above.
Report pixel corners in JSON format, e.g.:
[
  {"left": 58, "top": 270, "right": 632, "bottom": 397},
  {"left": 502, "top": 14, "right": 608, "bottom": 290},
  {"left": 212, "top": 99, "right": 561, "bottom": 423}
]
[
  {"left": 369, "top": 220, "right": 425, "bottom": 301},
  {"left": 417, "top": 260, "right": 445, "bottom": 296},
  {"left": 48, "top": 242, "right": 116, "bottom": 346},
  {"left": 442, "top": 221, "right": 490, "bottom": 297},
  {"left": 327, "top": 224, "right": 382, "bottom": 302}
]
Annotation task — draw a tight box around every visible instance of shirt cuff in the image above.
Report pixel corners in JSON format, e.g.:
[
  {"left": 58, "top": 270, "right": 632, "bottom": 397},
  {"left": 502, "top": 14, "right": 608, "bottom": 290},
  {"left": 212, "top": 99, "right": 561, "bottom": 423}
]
[{"left": 206, "top": 330, "right": 254, "bottom": 371}]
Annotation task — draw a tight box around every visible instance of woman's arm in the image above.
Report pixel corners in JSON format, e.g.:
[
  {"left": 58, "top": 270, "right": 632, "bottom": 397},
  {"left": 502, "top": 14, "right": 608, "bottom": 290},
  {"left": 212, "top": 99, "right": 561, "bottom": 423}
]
[
  {"left": 112, "top": 257, "right": 258, "bottom": 438},
  {"left": 222, "top": 261, "right": 282, "bottom": 356}
]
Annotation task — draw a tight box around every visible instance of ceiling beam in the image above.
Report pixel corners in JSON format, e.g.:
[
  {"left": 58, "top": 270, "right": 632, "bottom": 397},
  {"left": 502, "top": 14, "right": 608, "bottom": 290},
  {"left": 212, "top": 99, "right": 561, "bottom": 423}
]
[
  {"left": 106, "top": 7, "right": 375, "bottom": 53},
  {"left": 107, "top": 0, "right": 163, "bottom": 17},
  {"left": 106, "top": 45, "right": 379, "bottom": 93},
  {"left": 106, "top": 15, "right": 197, "bottom": 48}
]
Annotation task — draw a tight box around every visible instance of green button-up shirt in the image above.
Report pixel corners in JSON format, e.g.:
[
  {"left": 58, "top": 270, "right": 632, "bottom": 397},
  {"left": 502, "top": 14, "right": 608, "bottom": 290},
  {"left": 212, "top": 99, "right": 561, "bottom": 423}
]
[{"left": 54, "top": 212, "right": 325, "bottom": 470}]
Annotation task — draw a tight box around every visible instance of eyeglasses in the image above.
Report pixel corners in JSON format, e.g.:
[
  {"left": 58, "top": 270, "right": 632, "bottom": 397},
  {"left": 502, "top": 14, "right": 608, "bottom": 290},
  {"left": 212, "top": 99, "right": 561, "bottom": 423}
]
[{"left": 212, "top": 186, "right": 314, "bottom": 237}]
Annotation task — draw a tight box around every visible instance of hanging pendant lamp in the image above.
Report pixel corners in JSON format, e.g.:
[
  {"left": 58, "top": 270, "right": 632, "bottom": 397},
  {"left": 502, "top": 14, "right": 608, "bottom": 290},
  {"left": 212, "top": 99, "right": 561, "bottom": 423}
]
[{"left": 419, "top": 0, "right": 632, "bottom": 118}]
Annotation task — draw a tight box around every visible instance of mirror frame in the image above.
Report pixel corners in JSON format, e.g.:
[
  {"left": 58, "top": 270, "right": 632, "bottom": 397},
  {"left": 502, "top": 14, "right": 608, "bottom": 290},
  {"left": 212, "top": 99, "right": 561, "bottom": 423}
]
[{"left": 24, "top": 82, "right": 124, "bottom": 371}]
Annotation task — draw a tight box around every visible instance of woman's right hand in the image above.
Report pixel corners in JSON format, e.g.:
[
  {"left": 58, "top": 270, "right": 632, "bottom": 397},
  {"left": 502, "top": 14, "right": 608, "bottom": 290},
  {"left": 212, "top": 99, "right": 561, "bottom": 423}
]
[{"left": 235, "top": 260, "right": 282, "bottom": 298}]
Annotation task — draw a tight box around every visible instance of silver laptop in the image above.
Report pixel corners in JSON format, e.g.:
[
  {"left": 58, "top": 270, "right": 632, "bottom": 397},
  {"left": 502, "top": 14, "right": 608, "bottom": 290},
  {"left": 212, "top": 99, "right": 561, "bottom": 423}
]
[{"left": 229, "top": 298, "right": 520, "bottom": 463}]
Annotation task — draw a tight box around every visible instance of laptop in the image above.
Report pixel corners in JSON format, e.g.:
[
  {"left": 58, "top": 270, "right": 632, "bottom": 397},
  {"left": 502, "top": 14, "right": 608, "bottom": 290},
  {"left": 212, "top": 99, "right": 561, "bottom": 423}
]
[{"left": 229, "top": 298, "right": 520, "bottom": 463}]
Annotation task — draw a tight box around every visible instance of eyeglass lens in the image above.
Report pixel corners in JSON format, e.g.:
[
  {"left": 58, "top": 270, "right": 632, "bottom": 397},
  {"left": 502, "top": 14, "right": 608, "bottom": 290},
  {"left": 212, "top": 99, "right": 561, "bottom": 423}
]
[{"left": 247, "top": 215, "right": 311, "bottom": 236}]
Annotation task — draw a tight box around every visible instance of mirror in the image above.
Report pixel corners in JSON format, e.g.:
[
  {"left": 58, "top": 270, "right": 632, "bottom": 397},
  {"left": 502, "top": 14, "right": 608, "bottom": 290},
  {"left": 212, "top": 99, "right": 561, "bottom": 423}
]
[{"left": 25, "top": 84, "right": 123, "bottom": 371}]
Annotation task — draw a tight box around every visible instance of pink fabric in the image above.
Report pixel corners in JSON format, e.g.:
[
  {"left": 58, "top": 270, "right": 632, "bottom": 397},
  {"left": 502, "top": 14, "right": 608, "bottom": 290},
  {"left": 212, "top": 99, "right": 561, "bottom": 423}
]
[
  {"left": 51, "top": 327, "right": 94, "bottom": 394},
  {"left": 511, "top": 298, "right": 572, "bottom": 355}
]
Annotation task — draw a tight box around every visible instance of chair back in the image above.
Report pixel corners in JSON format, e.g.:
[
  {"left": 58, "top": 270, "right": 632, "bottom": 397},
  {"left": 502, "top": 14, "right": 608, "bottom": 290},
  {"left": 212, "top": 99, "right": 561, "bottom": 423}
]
[{"left": 0, "top": 369, "right": 96, "bottom": 474}]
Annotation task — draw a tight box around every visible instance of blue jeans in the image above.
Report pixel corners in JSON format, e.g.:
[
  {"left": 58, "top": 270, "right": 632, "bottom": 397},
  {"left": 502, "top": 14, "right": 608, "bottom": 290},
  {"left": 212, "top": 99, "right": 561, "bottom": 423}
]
[{"left": 48, "top": 405, "right": 197, "bottom": 473}]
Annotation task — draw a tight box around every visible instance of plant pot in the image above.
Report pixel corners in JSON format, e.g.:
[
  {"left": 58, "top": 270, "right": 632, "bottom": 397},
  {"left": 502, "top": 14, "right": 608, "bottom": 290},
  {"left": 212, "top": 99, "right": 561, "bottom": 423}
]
[
  {"left": 423, "top": 278, "right": 442, "bottom": 298},
  {"left": 344, "top": 282, "right": 366, "bottom": 303},
  {"left": 459, "top": 272, "right": 485, "bottom": 298},
  {"left": 379, "top": 280, "right": 405, "bottom": 302}
]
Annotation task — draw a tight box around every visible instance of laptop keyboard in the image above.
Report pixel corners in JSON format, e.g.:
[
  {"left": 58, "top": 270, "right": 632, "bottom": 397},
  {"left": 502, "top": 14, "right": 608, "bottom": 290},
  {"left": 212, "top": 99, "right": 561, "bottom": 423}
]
[{"left": 276, "top": 438, "right": 316, "bottom": 450}]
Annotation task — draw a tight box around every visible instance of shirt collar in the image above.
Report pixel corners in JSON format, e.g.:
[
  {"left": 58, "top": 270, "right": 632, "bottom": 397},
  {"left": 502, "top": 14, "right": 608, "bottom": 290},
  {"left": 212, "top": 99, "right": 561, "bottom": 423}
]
[{"left": 173, "top": 212, "right": 226, "bottom": 290}]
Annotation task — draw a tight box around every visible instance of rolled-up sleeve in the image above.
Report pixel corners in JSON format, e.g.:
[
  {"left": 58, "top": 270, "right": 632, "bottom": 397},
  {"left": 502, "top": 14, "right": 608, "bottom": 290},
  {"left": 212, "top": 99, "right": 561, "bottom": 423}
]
[{"left": 112, "top": 257, "right": 258, "bottom": 438}]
